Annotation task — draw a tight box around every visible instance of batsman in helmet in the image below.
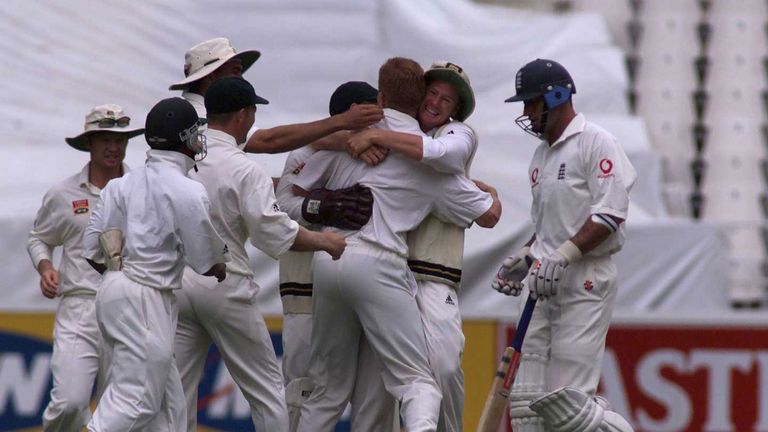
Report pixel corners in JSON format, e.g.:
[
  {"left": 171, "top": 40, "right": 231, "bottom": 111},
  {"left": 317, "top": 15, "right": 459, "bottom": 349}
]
[{"left": 494, "top": 59, "right": 637, "bottom": 432}]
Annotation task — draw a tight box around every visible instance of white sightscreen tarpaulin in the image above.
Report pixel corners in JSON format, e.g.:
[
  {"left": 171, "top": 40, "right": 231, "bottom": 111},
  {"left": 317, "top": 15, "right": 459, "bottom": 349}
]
[{"left": 0, "top": 0, "right": 730, "bottom": 316}]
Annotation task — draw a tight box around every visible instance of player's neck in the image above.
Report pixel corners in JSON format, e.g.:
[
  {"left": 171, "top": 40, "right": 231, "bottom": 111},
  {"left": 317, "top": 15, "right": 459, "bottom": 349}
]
[
  {"left": 89, "top": 163, "right": 122, "bottom": 189},
  {"left": 545, "top": 109, "right": 576, "bottom": 146}
]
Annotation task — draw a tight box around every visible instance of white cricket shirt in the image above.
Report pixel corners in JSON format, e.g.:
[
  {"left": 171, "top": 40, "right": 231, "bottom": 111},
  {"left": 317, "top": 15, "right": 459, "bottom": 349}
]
[
  {"left": 275, "top": 146, "right": 318, "bottom": 224},
  {"left": 421, "top": 121, "right": 477, "bottom": 175},
  {"left": 83, "top": 150, "right": 228, "bottom": 290},
  {"left": 191, "top": 129, "right": 299, "bottom": 274},
  {"left": 528, "top": 113, "right": 637, "bottom": 259},
  {"left": 293, "top": 108, "right": 493, "bottom": 257},
  {"left": 182, "top": 91, "right": 206, "bottom": 120},
  {"left": 27, "top": 163, "right": 128, "bottom": 296}
]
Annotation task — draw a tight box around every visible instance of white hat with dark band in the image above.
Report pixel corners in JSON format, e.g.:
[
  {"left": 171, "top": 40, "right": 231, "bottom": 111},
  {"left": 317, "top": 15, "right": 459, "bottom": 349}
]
[{"left": 169, "top": 37, "right": 260, "bottom": 91}]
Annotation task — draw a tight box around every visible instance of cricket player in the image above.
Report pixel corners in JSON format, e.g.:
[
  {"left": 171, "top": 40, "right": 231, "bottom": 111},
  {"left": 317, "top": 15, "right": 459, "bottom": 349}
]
[
  {"left": 82, "top": 97, "right": 229, "bottom": 432},
  {"left": 495, "top": 58, "right": 636, "bottom": 431},
  {"left": 276, "top": 80, "right": 397, "bottom": 432},
  {"left": 347, "top": 61, "right": 496, "bottom": 431},
  {"left": 173, "top": 76, "right": 347, "bottom": 432},
  {"left": 171, "top": 37, "right": 382, "bottom": 154},
  {"left": 27, "top": 104, "right": 143, "bottom": 432},
  {"left": 293, "top": 57, "right": 501, "bottom": 432}
]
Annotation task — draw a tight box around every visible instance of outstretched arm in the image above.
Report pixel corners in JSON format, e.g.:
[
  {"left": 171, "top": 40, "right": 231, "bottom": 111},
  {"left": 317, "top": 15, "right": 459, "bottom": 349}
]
[{"left": 243, "top": 104, "right": 383, "bottom": 154}]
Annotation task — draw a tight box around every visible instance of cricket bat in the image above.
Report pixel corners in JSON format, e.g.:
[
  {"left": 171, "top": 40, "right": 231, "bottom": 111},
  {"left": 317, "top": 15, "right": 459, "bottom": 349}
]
[{"left": 476, "top": 294, "right": 537, "bottom": 432}]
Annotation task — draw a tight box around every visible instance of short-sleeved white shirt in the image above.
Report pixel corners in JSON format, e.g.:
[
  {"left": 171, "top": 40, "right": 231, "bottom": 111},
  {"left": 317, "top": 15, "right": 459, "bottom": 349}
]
[
  {"left": 293, "top": 109, "right": 493, "bottom": 257},
  {"left": 192, "top": 129, "right": 300, "bottom": 274},
  {"left": 27, "top": 163, "right": 128, "bottom": 296},
  {"left": 528, "top": 113, "right": 637, "bottom": 259},
  {"left": 83, "top": 150, "right": 228, "bottom": 290}
]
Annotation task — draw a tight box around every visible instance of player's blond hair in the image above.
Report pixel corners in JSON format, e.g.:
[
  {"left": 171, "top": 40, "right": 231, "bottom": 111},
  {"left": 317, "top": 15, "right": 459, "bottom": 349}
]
[{"left": 378, "top": 57, "right": 425, "bottom": 116}]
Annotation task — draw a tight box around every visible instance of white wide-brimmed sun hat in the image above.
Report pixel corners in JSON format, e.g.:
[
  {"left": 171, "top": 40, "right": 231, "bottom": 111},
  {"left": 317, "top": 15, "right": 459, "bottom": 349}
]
[
  {"left": 65, "top": 104, "right": 144, "bottom": 152},
  {"left": 169, "top": 37, "right": 261, "bottom": 91}
]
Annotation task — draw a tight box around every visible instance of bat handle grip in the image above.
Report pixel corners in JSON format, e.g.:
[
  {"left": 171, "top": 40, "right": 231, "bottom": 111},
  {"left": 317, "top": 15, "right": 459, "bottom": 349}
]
[{"left": 511, "top": 294, "right": 537, "bottom": 351}]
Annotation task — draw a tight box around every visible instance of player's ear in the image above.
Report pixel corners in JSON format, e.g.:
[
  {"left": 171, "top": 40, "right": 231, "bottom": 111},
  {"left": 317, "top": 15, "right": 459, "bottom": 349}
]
[{"left": 451, "top": 104, "right": 460, "bottom": 118}]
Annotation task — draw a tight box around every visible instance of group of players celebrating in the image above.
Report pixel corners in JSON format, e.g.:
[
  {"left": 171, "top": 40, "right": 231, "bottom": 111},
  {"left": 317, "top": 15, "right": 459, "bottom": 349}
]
[{"left": 28, "top": 36, "right": 636, "bottom": 431}]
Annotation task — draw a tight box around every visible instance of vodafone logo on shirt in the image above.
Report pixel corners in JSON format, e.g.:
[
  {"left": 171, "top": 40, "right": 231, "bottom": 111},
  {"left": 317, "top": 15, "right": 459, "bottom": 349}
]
[
  {"left": 598, "top": 158, "right": 614, "bottom": 179},
  {"left": 530, "top": 168, "right": 539, "bottom": 187}
]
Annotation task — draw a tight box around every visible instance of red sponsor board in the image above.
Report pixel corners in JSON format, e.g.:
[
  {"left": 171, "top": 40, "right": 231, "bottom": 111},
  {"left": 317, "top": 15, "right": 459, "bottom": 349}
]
[{"left": 499, "top": 322, "right": 768, "bottom": 432}]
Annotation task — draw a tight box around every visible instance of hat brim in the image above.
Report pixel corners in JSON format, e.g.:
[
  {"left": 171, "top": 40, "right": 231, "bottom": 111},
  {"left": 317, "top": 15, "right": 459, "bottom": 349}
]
[
  {"left": 425, "top": 69, "right": 475, "bottom": 122},
  {"left": 255, "top": 94, "right": 270, "bottom": 105},
  {"left": 65, "top": 127, "right": 145, "bottom": 152},
  {"left": 168, "top": 49, "right": 261, "bottom": 91}
]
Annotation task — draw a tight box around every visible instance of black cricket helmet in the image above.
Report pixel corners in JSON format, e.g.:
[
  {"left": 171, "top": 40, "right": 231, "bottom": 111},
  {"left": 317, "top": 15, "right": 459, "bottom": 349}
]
[{"left": 145, "top": 97, "right": 206, "bottom": 158}]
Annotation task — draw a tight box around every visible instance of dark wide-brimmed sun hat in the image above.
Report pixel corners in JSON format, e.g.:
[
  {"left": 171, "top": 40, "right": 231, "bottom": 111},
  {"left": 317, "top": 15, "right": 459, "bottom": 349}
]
[{"left": 425, "top": 61, "right": 475, "bottom": 122}]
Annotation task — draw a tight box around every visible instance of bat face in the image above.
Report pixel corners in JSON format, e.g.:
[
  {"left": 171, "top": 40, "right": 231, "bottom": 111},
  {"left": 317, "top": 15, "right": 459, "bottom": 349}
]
[{"left": 476, "top": 296, "right": 537, "bottom": 432}]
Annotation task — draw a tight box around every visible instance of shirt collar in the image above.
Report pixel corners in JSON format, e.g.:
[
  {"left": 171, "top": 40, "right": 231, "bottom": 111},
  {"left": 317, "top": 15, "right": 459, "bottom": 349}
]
[
  {"left": 205, "top": 128, "right": 239, "bottom": 148},
  {"left": 78, "top": 162, "right": 130, "bottom": 193},
  {"left": 382, "top": 108, "right": 422, "bottom": 134},
  {"left": 550, "top": 113, "right": 586, "bottom": 148},
  {"left": 146, "top": 149, "right": 196, "bottom": 173}
]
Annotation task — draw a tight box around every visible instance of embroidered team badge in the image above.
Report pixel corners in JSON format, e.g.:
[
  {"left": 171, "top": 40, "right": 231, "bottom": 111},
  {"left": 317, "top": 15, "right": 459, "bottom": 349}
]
[
  {"left": 584, "top": 280, "right": 594, "bottom": 291},
  {"left": 72, "top": 199, "right": 89, "bottom": 215}
]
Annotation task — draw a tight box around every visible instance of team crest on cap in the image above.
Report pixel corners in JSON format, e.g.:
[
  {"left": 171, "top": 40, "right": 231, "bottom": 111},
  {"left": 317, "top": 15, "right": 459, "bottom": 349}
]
[
  {"left": 72, "top": 199, "right": 89, "bottom": 215},
  {"left": 515, "top": 69, "right": 523, "bottom": 90}
]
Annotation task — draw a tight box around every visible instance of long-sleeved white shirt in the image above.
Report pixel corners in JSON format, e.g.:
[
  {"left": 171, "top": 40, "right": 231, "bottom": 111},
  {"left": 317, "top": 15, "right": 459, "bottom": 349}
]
[
  {"left": 190, "top": 129, "right": 299, "bottom": 276},
  {"left": 275, "top": 145, "right": 318, "bottom": 225},
  {"left": 27, "top": 163, "right": 128, "bottom": 296},
  {"left": 83, "top": 150, "right": 228, "bottom": 290},
  {"left": 421, "top": 121, "right": 477, "bottom": 175}
]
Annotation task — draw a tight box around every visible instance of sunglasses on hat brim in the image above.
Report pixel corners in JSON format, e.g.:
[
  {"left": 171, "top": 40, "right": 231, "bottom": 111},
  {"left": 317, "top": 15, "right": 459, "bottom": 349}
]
[{"left": 89, "top": 116, "right": 131, "bottom": 128}]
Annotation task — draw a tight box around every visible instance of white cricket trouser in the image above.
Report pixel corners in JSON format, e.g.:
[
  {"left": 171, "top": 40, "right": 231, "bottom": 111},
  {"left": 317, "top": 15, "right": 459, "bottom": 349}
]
[
  {"left": 297, "top": 241, "right": 441, "bottom": 432},
  {"left": 416, "top": 280, "right": 465, "bottom": 432},
  {"left": 282, "top": 312, "right": 313, "bottom": 384},
  {"left": 43, "top": 295, "right": 108, "bottom": 432},
  {"left": 509, "top": 257, "right": 618, "bottom": 431},
  {"left": 284, "top": 311, "right": 398, "bottom": 432},
  {"left": 175, "top": 270, "right": 288, "bottom": 432},
  {"left": 88, "top": 271, "right": 185, "bottom": 432},
  {"left": 348, "top": 280, "right": 465, "bottom": 432}
]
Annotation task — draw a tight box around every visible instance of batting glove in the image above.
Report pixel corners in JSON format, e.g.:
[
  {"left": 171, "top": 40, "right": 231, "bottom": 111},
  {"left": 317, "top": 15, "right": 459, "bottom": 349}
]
[
  {"left": 526, "top": 240, "right": 582, "bottom": 299},
  {"left": 492, "top": 246, "right": 533, "bottom": 296}
]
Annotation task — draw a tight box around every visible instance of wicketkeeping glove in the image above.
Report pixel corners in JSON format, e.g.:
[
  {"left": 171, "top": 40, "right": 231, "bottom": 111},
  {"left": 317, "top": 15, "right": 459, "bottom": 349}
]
[
  {"left": 526, "top": 240, "right": 582, "bottom": 299},
  {"left": 301, "top": 183, "right": 374, "bottom": 230},
  {"left": 492, "top": 246, "right": 534, "bottom": 296}
]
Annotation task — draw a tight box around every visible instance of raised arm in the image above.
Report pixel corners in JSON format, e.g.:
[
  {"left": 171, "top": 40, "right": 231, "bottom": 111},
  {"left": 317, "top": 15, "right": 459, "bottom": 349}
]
[{"left": 243, "top": 104, "right": 383, "bottom": 154}]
